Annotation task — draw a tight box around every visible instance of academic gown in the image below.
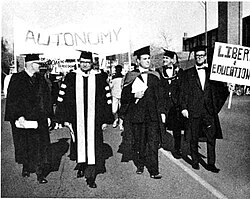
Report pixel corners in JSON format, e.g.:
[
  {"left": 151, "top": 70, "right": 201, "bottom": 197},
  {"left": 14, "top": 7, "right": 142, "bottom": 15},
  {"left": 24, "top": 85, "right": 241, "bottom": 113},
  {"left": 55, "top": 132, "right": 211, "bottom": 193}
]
[
  {"left": 118, "top": 70, "right": 164, "bottom": 164},
  {"left": 55, "top": 69, "right": 113, "bottom": 173},
  {"left": 180, "top": 66, "right": 229, "bottom": 141},
  {"left": 156, "top": 67, "right": 185, "bottom": 131},
  {"left": 5, "top": 71, "right": 52, "bottom": 172}
]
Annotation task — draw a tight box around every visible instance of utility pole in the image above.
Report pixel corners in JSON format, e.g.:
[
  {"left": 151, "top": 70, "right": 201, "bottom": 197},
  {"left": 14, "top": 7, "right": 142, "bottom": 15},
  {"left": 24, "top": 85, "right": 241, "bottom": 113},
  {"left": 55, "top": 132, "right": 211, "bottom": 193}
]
[
  {"left": 199, "top": 1, "right": 208, "bottom": 62},
  {"left": 204, "top": 1, "right": 207, "bottom": 47}
]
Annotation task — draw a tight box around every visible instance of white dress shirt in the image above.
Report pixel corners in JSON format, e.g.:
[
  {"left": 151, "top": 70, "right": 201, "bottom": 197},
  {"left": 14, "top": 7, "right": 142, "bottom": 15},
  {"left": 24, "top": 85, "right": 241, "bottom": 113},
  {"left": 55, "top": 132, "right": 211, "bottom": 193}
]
[{"left": 196, "top": 65, "right": 206, "bottom": 90}]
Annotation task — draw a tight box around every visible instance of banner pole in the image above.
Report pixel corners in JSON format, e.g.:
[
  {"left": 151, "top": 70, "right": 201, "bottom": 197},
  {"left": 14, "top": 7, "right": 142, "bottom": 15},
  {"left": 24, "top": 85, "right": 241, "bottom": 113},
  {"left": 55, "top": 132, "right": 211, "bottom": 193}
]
[{"left": 228, "top": 90, "right": 233, "bottom": 109}]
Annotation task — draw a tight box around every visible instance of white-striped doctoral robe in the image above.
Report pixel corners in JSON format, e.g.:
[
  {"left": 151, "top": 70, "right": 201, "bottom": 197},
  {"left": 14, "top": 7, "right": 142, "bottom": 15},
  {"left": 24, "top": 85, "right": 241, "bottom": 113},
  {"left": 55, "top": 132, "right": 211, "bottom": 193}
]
[{"left": 56, "top": 69, "right": 112, "bottom": 165}]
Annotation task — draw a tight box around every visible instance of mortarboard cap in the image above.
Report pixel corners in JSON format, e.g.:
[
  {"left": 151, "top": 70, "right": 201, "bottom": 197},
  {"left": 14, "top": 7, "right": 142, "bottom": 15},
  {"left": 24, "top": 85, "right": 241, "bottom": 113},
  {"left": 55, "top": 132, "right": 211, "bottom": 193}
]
[
  {"left": 163, "top": 49, "right": 175, "bottom": 59},
  {"left": 115, "top": 64, "right": 123, "bottom": 69},
  {"left": 191, "top": 45, "right": 207, "bottom": 53},
  {"left": 78, "top": 50, "right": 93, "bottom": 61},
  {"left": 21, "top": 53, "right": 44, "bottom": 63},
  {"left": 133, "top": 46, "right": 150, "bottom": 58},
  {"left": 188, "top": 45, "right": 207, "bottom": 61}
]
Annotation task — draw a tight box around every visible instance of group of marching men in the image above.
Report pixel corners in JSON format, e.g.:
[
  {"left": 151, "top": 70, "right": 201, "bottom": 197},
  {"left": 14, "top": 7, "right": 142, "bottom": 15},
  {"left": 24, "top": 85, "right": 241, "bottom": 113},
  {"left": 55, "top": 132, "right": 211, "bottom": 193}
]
[{"left": 4, "top": 45, "right": 229, "bottom": 188}]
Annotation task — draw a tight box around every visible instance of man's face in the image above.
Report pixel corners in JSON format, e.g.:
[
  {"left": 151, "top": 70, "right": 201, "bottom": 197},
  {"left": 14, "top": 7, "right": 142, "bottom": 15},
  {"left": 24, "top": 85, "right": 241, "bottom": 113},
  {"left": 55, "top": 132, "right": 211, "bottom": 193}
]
[
  {"left": 163, "top": 55, "right": 172, "bottom": 66},
  {"left": 138, "top": 54, "right": 150, "bottom": 69},
  {"left": 195, "top": 50, "right": 206, "bottom": 66},
  {"left": 79, "top": 58, "right": 92, "bottom": 72},
  {"left": 31, "top": 63, "right": 41, "bottom": 73}
]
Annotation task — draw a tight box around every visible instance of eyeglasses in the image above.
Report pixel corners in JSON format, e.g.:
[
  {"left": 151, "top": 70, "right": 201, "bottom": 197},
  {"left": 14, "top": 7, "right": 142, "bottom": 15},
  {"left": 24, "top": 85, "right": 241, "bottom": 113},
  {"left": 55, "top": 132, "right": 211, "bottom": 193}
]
[
  {"left": 80, "top": 61, "right": 91, "bottom": 64},
  {"left": 195, "top": 54, "right": 206, "bottom": 58}
]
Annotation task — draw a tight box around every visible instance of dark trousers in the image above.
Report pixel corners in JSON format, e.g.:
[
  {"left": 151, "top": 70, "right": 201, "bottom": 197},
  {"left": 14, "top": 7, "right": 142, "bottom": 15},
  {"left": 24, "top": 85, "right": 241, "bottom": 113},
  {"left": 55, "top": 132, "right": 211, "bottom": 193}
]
[
  {"left": 10, "top": 121, "right": 50, "bottom": 175},
  {"left": 132, "top": 121, "right": 160, "bottom": 175},
  {"left": 173, "top": 130, "right": 182, "bottom": 151},
  {"left": 76, "top": 163, "right": 96, "bottom": 180},
  {"left": 189, "top": 113, "right": 216, "bottom": 165}
]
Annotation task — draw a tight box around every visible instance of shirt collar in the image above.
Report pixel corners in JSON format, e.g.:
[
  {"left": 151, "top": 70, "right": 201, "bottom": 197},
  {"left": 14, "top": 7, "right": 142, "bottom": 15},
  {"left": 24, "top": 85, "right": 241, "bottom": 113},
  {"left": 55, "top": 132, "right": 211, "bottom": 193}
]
[
  {"left": 196, "top": 63, "right": 208, "bottom": 70},
  {"left": 138, "top": 66, "right": 149, "bottom": 73},
  {"left": 24, "top": 68, "right": 34, "bottom": 77}
]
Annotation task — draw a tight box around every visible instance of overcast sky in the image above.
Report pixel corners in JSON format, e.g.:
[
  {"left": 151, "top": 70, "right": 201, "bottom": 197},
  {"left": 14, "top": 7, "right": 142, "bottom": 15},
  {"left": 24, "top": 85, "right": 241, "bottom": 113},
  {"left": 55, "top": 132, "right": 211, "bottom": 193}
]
[{"left": 1, "top": 0, "right": 250, "bottom": 52}]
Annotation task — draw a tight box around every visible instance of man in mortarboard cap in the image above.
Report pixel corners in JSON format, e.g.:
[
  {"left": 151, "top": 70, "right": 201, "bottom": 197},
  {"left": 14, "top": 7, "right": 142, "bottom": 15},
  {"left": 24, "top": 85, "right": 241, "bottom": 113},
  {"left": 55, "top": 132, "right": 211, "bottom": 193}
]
[
  {"left": 156, "top": 49, "right": 185, "bottom": 159},
  {"left": 79, "top": 50, "right": 93, "bottom": 62},
  {"left": 133, "top": 45, "right": 150, "bottom": 58},
  {"left": 180, "top": 45, "right": 229, "bottom": 172},
  {"left": 119, "top": 46, "right": 165, "bottom": 179},
  {"left": 23, "top": 53, "right": 44, "bottom": 63},
  {"left": 55, "top": 50, "right": 113, "bottom": 188},
  {"left": 76, "top": 50, "right": 93, "bottom": 75},
  {"left": 188, "top": 45, "right": 207, "bottom": 62},
  {"left": 5, "top": 53, "right": 53, "bottom": 183}
]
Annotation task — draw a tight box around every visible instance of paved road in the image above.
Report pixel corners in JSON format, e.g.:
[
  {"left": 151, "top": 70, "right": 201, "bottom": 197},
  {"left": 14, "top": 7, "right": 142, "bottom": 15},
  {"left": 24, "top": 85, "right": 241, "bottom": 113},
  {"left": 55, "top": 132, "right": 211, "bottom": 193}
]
[{"left": 1, "top": 96, "right": 250, "bottom": 198}]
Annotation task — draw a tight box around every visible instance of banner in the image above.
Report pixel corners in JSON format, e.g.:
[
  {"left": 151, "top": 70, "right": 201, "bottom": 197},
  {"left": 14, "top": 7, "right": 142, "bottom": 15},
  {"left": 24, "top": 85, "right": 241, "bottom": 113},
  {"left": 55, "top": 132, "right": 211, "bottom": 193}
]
[
  {"left": 210, "top": 42, "right": 250, "bottom": 86},
  {"left": 14, "top": 18, "right": 130, "bottom": 59}
]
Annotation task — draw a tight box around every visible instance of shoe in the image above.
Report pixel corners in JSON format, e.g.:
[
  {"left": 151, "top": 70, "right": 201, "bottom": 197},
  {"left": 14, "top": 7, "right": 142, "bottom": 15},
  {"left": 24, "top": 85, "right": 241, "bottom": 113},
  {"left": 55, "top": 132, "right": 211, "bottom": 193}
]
[
  {"left": 22, "top": 171, "right": 30, "bottom": 177},
  {"left": 150, "top": 173, "right": 162, "bottom": 179},
  {"left": 172, "top": 150, "right": 182, "bottom": 159},
  {"left": 192, "top": 163, "right": 200, "bottom": 170},
  {"left": 136, "top": 167, "right": 144, "bottom": 174},
  {"left": 37, "top": 176, "right": 48, "bottom": 184},
  {"left": 86, "top": 178, "right": 97, "bottom": 188},
  {"left": 207, "top": 164, "right": 220, "bottom": 173},
  {"left": 49, "top": 122, "right": 56, "bottom": 131},
  {"left": 77, "top": 170, "right": 84, "bottom": 178}
]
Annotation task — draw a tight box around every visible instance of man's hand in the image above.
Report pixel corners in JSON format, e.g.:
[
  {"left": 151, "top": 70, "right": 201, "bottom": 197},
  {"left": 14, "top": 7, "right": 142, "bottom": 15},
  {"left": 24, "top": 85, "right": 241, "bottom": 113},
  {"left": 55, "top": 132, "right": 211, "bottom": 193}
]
[
  {"left": 161, "top": 114, "right": 166, "bottom": 123},
  {"left": 134, "top": 91, "right": 144, "bottom": 99},
  {"left": 181, "top": 109, "right": 189, "bottom": 118},
  {"left": 18, "top": 116, "right": 26, "bottom": 128}
]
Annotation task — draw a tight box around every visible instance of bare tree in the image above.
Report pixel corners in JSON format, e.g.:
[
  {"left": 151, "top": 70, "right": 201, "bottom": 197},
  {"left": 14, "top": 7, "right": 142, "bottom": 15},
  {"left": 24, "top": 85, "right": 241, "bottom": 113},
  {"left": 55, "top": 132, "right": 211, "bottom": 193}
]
[
  {"left": 1, "top": 37, "right": 13, "bottom": 90},
  {"left": 159, "top": 30, "right": 173, "bottom": 50}
]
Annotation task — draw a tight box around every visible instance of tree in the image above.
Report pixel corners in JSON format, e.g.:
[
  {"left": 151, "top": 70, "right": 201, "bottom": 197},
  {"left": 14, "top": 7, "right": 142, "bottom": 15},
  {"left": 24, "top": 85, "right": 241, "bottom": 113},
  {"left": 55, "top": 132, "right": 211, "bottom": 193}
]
[
  {"left": 1, "top": 37, "right": 13, "bottom": 90},
  {"left": 159, "top": 30, "right": 173, "bottom": 50}
]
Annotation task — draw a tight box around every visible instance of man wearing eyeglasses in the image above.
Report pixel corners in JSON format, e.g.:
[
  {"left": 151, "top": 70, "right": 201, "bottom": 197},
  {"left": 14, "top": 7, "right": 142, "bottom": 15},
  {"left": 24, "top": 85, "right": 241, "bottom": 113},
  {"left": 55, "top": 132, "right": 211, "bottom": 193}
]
[
  {"left": 180, "top": 46, "right": 229, "bottom": 173},
  {"left": 55, "top": 50, "right": 113, "bottom": 188}
]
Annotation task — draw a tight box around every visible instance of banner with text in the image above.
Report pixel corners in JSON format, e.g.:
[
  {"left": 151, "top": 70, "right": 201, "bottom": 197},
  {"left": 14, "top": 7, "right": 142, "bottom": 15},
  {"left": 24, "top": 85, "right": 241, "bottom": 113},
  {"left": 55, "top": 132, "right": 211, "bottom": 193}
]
[
  {"left": 210, "top": 42, "right": 250, "bottom": 86},
  {"left": 14, "top": 18, "right": 130, "bottom": 59}
]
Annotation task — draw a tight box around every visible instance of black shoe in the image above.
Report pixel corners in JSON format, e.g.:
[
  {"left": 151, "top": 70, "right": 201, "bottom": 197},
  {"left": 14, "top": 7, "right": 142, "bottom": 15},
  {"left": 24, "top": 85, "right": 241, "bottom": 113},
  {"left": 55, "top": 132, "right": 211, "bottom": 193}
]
[
  {"left": 136, "top": 167, "right": 144, "bottom": 174},
  {"left": 207, "top": 164, "right": 220, "bottom": 173},
  {"left": 150, "top": 173, "right": 162, "bottom": 179},
  {"left": 37, "top": 176, "right": 48, "bottom": 184},
  {"left": 86, "top": 178, "right": 97, "bottom": 188},
  {"left": 172, "top": 150, "right": 182, "bottom": 159},
  {"left": 192, "top": 163, "right": 200, "bottom": 170},
  {"left": 49, "top": 122, "right": 56, "bottom": 131},
  {"left": 22, "top": 171, "right": 30, "bottom": 177},
  {"left": 77, "top": 170, "right": 84, "bottom": 178}
]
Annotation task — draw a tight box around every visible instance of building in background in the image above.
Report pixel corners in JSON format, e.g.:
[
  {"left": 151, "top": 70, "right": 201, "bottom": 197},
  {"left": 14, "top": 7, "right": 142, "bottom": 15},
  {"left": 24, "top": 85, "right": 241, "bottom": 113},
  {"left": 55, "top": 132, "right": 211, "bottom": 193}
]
[{"left": 182, "top": 2, "right": 249, "bottom": 69}]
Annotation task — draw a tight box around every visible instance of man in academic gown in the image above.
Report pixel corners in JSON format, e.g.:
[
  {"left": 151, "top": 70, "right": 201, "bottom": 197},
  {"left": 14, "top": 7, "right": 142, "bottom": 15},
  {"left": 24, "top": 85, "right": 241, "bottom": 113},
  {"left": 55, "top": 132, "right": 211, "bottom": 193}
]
[
  {"left": 5, "top": 53, "right": 52, "bottom": 183},
  {"left": 55, "top": 50, "right": 113, "bottom": 188},
  {"left": 180, "top": 46, "right": 229, "bottom": 172},
  {"left": 156, "top": 49, "right": 185, "bottom": 159},
  {"left": 119, "top": 46, "right": 165, "bottom": 179}
]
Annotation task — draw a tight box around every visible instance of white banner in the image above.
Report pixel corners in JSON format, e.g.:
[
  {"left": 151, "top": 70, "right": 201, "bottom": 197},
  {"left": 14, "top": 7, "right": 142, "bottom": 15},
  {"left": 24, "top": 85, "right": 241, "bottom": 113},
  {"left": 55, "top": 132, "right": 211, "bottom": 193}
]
[
  {"left": 210, "top": 42, "right": 250, "bottom": 86},
  {"left": 14, "top": 18, "right": 130, "bottom": 59}
]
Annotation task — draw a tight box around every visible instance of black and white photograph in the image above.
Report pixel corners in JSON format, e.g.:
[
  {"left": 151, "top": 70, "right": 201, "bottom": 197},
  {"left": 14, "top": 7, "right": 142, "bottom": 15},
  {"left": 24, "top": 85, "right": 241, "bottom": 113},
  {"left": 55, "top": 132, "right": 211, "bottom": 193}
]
[{"left": 1, "top": 0, "right": 250, "bottom": 198}]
